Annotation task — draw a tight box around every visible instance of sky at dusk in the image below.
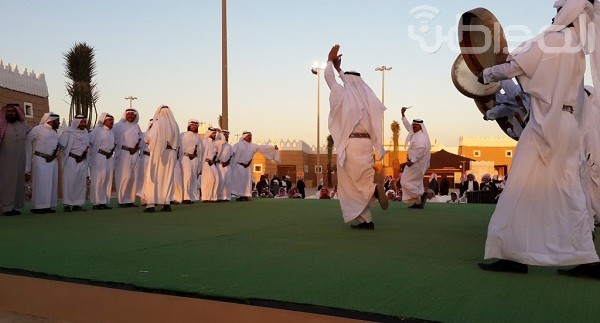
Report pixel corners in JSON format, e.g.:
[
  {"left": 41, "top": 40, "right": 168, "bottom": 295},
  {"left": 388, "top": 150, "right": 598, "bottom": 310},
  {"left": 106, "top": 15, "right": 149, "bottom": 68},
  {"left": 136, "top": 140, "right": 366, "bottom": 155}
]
[{"left": 2, "top": 1, "right": 560, "bottom": 147}]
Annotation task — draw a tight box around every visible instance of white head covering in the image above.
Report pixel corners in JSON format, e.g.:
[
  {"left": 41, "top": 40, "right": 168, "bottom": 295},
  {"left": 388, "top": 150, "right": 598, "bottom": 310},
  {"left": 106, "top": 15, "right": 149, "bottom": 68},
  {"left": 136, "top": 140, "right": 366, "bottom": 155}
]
[
  {"left": 148, "top": 105, "right": 179, "bottom": 161},
  {"left": 120, "top": 108, "right": 139, "bottom": 124},
  {"left": 39, "top": 112, "right": 59, "bottom": 125},
  {"left": 95, "top": 112, "right": 114, "bottom": 128},
  {"left": 404, "top": 118, "right": 431, "bottom": 150},
  {"left": 188, "top": 119, "right": 199, "bottom": 126},
  {"left": 242, "top": 131, "right": 252, "bottom": 140},
  {"left": 329, "top": 70, "right": 386, "bottom": 165},
  {"left": 68, "top": 115, "right": 86, "bottom": 131}
]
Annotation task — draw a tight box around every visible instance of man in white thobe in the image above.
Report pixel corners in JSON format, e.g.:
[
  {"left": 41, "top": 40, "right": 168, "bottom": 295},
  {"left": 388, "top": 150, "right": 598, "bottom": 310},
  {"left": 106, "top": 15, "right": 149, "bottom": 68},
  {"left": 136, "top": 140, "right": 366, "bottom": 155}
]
[
  {"left": 200, "top": 127, "right": 220, "bottom": 202},
  {"left": 142, "top": 105, "right": 179, "bottom": 213},
  {"left": 89, "top": 113, "right": 115, "bottom": 210},
  {"left": 58, "top": 115, "right": 90, "bottom": 212},
  {"left": 113, "top": 109, "right": 142, "bottom": 208},
  {"left": 0, "top": 104, "right": 29, "bottom": 216},
  {"left": 179, "top": 119, "right": 202, "bottom": 204},
  {"left": 230, "top": 132, "right": 280, "bottom": 201},
  {"left": 478, "top": 0, "right": 600, "bottom": 278},
  {"left": 325, "top": 44, "right": 389, "bottom": 230},
  {"left": 400, "top": 108, "right": 431, "bottom": 209},
  {"left": 26, "top": 112, "right": 60, "bottom": 214},
  {"left": 216, "top": 130, "right": 233, "bottom": 202},
  {"left": 580, "top": 86, "right": 600, "bottom": 227},
  {"left": 137, "top": 119, "right": 153, "bottom": 205}
]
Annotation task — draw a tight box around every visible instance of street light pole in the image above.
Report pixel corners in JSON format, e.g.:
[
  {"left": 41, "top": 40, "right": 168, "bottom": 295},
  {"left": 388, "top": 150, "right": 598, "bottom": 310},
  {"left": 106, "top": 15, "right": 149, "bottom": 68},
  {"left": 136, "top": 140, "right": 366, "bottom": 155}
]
[
  {"left": 125, "top": 96, "right": 137, "bottom": 108},
  {"left": 375, "top": 65, "right": 391, "bottom": 166},
  {"left": 311, "top": 62, "right": 326, "bottom": 187},
  {"left": 221, "top": 0, "right": 229, "bottom": 130}
]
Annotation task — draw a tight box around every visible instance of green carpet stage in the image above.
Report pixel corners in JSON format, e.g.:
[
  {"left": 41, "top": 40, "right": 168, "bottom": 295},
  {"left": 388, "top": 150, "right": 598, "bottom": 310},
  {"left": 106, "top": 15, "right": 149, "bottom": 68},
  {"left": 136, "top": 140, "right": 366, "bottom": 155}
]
[{"left": 0, "top": 200, "right": 599, "bottom": 322}]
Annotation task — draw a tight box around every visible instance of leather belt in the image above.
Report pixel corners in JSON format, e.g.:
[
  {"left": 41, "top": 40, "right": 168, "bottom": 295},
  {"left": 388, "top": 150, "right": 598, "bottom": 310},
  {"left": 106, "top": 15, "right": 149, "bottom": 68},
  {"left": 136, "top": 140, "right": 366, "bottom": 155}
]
[
  {"left": 34, "top": 151, "right": 57, "bottom": 162},
  {"left": 562, "top": 105, "right": 573, "bottom": 114},
  {"left": 121, "top": 145, "right": 138, "bottom": 153},
  {"left": 98, "top": 149, "right": 113, "bottom": 158},
  {"left": 143, "top": 151, "right": 150, "bottom": 156},
  {"left": 166, "top": 143, "right": 175, "bottom": 150},
  {"left": 68, "top": 152, "right": 86, "bottom": 160},
  {"left": 349, "top": 133, "right": 370, "bottom": 138}
]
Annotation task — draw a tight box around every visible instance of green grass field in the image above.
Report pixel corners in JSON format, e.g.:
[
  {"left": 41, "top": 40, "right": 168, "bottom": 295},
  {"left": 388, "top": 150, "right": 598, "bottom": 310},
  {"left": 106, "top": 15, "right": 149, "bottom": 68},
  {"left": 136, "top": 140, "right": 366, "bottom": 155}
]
[{"left": 0, "top": 199, "right": 599, "bottom": 322}]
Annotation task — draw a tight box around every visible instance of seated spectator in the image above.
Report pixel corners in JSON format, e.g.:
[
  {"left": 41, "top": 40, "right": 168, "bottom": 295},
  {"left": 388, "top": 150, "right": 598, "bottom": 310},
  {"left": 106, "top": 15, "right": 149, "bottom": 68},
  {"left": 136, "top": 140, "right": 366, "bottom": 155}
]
[
  {"left": 459, "top": 173, "right": 479, "bottom": 198},
  {"left": 318, "top": 187, "right": 331, "bottom": 199},
  {"left": 274, "top": 187, "right": 288, "bottom": 199},
  {"left": 386, "top": 190, "right": 397, "bottom": 201},
  {"left": 287, "top": 188, "right": 303, "bottom": 199},
  {"left": 480, "top": 174, "right": 498, "bottom": 192},
  {"left": 446, "top": 192, "right": 460, "bottom": 203},
  {"left": 330, "top": 186, "right": 338, "bottom": 199},
  {"left": 425, "top": 189, "right": 442, "bottom": 203},
  {"left": 256, "top": 175, "right": 269, "bottom": 195}
]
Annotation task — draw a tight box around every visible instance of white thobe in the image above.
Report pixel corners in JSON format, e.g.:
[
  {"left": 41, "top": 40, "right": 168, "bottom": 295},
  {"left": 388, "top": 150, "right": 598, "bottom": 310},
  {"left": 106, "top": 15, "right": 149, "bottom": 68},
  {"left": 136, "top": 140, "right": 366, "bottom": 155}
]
[
  {"left": 58, "top": 128, "right": 90, "bottom": 206},
  {"left": 230, "top": 140, "right": 280, "bottom": 198},
  {"left": 0, "top": 121, "right": 28, "bottom": 213},
  {"left": 180, "top": 132, "right": 201, "bottom": 201},
  {"left": 26, "top": 124, "right": 59, "bottom": 209},
  {"left": 216, "top": 140, "right": 233, "bottom": 201},
  {"left": 113, "top": 121, "right": 141, "bottom": 204},
  {"left": 325, "top": 62, "right": 385, "bottom": 223},
  {"left": 201, "top": 137, "right": 219, "bottom": 201},
  {"left": 142, "top": 131, "right": 176, "bottom": 206},
  {"left": 172, "top": 153, "right": 184, "bottom": 203},
  {"left": 580, "top": 88, "right": 600, "bottom": 226},
  {"left": 483, "top": 28, "right": 598, "bottom": 266},
  {"left": 400, "top": 117, "right": 431, "bottom": 205},
  {"left": 89, "top": 126, "right": 115, "bottom": 205},
  {"left": 137, "top": 132, "right": 150, "bottom": 202}
]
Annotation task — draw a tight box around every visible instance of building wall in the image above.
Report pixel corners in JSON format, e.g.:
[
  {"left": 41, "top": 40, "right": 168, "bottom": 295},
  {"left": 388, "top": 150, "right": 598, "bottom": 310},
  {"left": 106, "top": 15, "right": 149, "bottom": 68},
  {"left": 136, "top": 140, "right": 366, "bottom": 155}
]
[
  {"left": 458, "top": 146, "right": 514, "bottom": 175},
  {"left": 0, "top": 87, "right": 49, "bottom": 127}
]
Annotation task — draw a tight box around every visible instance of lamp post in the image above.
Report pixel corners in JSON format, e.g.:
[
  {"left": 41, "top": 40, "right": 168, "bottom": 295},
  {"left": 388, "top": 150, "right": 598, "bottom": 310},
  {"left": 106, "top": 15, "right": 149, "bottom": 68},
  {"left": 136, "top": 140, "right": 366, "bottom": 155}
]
[
  {"left": 311, "top": 61, "right": 326, "bottom": 187},
  {"left": 221, "top": 0, "right": 229, "bottom": 130},
  {"left": 125, "top": 96, "right": 137, "bottom": 108},
  {"left": 375, "top": 66, "right": 392, "bottom": 165}
]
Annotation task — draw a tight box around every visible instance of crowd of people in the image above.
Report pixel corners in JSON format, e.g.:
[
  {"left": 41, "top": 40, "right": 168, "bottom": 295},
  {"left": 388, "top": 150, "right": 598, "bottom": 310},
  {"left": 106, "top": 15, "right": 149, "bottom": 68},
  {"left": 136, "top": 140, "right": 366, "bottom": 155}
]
[{"left": 0, "top": 104, "right": 280, "bottom": 215}]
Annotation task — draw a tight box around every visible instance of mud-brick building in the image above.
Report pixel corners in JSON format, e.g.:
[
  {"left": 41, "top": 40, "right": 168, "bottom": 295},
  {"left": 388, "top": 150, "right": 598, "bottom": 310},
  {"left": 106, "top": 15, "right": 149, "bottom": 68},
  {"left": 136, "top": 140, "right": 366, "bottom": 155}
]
[{"left": 0, "top": 60, "right": 49, "bottom": 126}]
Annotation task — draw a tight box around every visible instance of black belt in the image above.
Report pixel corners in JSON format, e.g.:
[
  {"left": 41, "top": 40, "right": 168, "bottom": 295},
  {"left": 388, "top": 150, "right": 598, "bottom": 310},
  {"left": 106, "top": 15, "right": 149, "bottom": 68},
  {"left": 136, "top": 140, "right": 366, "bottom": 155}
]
[
  {"left": 166, "top": 143, "right": 175, "bottom": 150},
  {"left": 34, "top": 151, "right": 57, "bottom": 162},
  {"left": 98, "top": 149, "right": 113, "bottom": 158},
  {"left": 562, "top": 105, "right": 573, "bottom": 114},
  {"left": 121, "top": 145, "right": 138, "bottom": 154},
  {"left": 68, "top": 152, "right": 86, "bottom": 161},
  {"left": 349, "top": 133, "right": 370, "bottom": 138},
  {"left": 143, "top": 151, "right": 150, "bottom": 156}
]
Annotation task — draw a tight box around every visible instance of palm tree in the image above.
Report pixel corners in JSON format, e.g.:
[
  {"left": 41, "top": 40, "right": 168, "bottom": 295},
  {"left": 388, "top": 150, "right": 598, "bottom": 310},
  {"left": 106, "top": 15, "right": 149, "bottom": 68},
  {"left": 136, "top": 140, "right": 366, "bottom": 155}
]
[
  {"left": 64, "top": 42, "right": 99, "bottom": 128},
  {"left": 218, "top": 114, "right": 223, "bottom": 128},
  {"left": 326, "top": 134, "right": 334, "bottom": 187},
  {"left": 391, "top": 120, "right": 400, "bottom": 163}
]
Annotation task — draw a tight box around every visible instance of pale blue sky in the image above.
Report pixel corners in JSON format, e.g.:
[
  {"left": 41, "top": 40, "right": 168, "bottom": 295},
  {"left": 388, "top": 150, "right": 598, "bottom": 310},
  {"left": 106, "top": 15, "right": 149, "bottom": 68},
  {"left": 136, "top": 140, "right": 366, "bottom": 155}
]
[{"left": 2, "top": 1, "right": 557, "bottom": 146}]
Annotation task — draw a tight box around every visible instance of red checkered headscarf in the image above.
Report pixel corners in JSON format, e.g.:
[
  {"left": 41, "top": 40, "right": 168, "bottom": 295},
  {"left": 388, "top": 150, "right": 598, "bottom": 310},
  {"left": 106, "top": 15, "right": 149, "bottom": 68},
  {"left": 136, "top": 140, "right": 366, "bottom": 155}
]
[{"left": 0, "top": 103, "right": 26, "bottom": 143}]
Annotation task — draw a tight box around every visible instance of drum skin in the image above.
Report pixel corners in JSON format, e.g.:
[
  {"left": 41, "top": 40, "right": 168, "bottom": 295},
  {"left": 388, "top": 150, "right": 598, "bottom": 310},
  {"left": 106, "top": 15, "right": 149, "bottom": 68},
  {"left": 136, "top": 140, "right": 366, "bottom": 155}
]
[{"left": 452, "top": 54, "right": 502, "bottom": 99}]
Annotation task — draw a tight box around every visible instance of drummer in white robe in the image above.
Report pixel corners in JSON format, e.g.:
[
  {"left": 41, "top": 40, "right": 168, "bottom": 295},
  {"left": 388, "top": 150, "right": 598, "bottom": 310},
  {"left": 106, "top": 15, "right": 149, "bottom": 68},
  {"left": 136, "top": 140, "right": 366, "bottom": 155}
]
[
  {"left": 179, "top": 119, "right": 202, "bottom": 204},
  {"left": 325, "top": 44, "right": 388, "bottom": 230},
  {"left": 142, "top": 105, "right": 179, "bottom": 213},
  {"left": 26, "top": 112, "right": 60, "bottom": 214},
  {"left": 400, "top": 108, "right": 431, "bottom": 209},
  {"left": 230, "top": 132, "right": 280, "bottom": 201},
  {"left": 58, "top": 115, "right": 90, "bottom": 212},
  {"left": 478, "top": 0, "right": 600, "bottom": 278},
  {"left": 200, "top": 127, "right": 220, "bottom": 202},
  {"left": 89, "top": 113, "right": 116, "bottom": 210},
  {"left": 113, "top": 109, "right": 142, "bottom": 208},
  {"left": 216, "top": 130, "right": 233, "bottom": 202}
]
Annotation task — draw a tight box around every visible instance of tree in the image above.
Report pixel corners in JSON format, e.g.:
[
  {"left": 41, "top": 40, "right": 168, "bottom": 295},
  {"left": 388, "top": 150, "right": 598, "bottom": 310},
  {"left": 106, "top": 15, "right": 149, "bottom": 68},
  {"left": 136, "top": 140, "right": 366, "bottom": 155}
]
[
  {"left": 391, "top": 120, "right": 401, "bottom": 176},
  {"left": 391, "top": 120, "right": 400, "bottom": 163},
  {"left": 218, "top": 114, "right": 223, "bottom": 128},
  {"left": 326, "top": 134, "right": 334, "bottom": 187},
  {"left": 64, "top": 42, "right": 99, "bottom": 129}
]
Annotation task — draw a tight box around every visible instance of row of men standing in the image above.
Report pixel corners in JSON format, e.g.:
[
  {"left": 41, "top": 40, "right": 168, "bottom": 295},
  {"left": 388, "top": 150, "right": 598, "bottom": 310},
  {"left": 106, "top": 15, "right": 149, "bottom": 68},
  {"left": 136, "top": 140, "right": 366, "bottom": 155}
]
[{"left": 0, "top": 104, "right": 280, "bottom": 215}]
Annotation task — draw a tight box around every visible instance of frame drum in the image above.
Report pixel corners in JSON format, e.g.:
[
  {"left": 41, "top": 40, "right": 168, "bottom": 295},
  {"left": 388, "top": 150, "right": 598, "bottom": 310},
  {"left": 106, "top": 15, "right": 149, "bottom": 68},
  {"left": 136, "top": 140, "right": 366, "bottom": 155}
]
[{"left": 459, "top": 8, "right": 509, "bottom": 76}]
